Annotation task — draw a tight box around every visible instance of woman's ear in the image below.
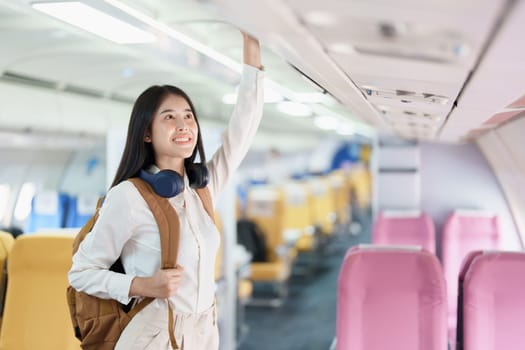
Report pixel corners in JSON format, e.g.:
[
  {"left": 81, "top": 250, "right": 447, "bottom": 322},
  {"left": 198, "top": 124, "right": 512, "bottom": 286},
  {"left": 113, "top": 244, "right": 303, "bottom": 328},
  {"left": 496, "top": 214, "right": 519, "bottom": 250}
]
[{"left": 144, "top": 134, "right": 151, "bottom": 142}]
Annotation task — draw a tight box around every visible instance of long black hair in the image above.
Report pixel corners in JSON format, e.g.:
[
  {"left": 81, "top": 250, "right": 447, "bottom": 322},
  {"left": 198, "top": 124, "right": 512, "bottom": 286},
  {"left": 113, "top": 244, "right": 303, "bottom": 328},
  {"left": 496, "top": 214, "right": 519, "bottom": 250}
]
[{"left": 110, "top": 85, "right": 206, "bottom": 188}]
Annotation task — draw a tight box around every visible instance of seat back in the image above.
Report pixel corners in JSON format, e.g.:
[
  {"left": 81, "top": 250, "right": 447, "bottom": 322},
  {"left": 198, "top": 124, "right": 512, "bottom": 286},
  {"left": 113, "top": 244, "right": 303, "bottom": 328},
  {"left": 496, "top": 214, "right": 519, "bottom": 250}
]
[
  {"left": 461, "top": 252, "right": 525, "bottom": 350},
  {"left": 282, "top": 183, "right": 311, "bottom": 234},
  {"left": 246, "top": 186, "right": 284, "bottom": 262},
  {"left": 329, "top": 170, "right": 351, "bottom": 226},
  {"left": 441, "top": 211, "right": 500, "bottom": 339},
  {"left": 372, "top": 210, "right": 436, "bottom": 253},
  {"left": 26, "top": 191, "right": 69, "bottom": 232},
  {"left": 281, "top": 182, "right": 315, "bottom": 250},
  {"left": 336, "top": 245, "right": 447, "bottom": 350},
  {"left": 0, "top": 231, "right": 14, "bottom": 279},
  {"left": 65, "top": 193, "right": 99, "bottom": 228},
  {"left": 0, "top": 231, "right": 15, "bottom": 315},
  {"left": 306, "top": 177, "right": 336, "bottom": 235},
  {"left": 0, "top": 234, "right": 81, "bottom": 350}
]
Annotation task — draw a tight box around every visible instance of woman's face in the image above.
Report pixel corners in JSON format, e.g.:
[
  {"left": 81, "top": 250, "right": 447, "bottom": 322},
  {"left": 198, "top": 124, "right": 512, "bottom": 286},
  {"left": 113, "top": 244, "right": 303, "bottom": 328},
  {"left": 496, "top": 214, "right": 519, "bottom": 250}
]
[{"left": 145, "top": 93, "right": 198, "bottom": 172}]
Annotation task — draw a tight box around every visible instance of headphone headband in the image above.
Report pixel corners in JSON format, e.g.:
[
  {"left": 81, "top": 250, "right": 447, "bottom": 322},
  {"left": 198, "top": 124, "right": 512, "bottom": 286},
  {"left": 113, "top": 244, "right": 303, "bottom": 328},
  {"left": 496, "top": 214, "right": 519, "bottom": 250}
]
[{"left": 139, "top": 163, "right": 208, "bottom": 198}]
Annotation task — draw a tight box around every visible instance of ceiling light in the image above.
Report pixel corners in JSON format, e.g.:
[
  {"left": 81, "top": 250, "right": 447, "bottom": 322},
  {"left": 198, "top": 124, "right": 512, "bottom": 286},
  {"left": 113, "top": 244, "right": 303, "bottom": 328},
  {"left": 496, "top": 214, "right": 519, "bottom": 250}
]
[
  {"left": 293, "top": 92, "right": 329, "bottom": 104},
  {"left": 336, "top": 123, "right": 354, "bottom": 136},
  {"left": 314, "top": 116, "right": 339, "bottom": 130},
  {"left": 32, "top": 2, "right": 156, "bottom": 44},
  {"left": 223, "top": 84, "right": 283, "bottom": 105},
  {"left": 277, "top": 101, "right": 312, "bottom": 117}
]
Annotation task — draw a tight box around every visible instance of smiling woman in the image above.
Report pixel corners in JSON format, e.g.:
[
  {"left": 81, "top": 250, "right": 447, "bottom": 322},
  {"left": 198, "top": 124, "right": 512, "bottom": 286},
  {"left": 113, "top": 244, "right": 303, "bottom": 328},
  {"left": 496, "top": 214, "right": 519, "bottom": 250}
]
[{"left": 67, "top": 31, "right": 264, "bottom": 350}]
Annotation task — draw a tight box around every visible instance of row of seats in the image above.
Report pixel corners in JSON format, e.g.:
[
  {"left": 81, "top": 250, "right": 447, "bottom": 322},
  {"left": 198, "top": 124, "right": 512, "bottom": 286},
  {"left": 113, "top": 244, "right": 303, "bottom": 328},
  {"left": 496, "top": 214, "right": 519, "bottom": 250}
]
[
  {"left": 336, "top": 246, "right": 525, "bottom": 350},
  {"left": 372, "top": 209, "right": 500, "bottom": 342},
  {"left": 26, "top": 164, "right": 373, "bottom": 235},
  {"left": 240, "top": 169, "right": 360, "bottom": 306},
  {"left": 26, "top": 191, "right": 100, "bottom": 233}
]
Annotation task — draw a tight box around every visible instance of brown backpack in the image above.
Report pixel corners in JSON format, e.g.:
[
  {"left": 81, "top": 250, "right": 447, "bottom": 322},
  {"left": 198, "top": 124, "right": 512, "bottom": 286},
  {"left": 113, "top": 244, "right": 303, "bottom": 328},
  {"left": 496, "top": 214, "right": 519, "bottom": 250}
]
[{"left": 67, "top": 177, "right": 214, "bottom": 350}]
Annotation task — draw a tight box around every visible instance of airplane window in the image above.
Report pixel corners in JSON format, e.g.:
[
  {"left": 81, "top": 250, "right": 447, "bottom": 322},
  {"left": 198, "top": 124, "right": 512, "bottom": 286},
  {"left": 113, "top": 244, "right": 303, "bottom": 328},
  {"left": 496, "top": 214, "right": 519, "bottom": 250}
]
[
  {"left": 14, "top": 183, "right": 36, "bottom": 221},
  {"left": 0, "top": 184, "right": 10, "bottom": 221}
]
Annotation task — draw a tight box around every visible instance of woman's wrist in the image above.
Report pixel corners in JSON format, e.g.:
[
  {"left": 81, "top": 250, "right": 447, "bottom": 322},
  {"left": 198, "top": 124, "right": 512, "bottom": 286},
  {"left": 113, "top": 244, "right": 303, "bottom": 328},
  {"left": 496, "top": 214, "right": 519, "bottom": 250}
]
[
  {"left": 242, "top": 33, "right": 263, "bottom": 70},
  {"left": 129, "top": 276, "right": 148, "bottom": 298}
]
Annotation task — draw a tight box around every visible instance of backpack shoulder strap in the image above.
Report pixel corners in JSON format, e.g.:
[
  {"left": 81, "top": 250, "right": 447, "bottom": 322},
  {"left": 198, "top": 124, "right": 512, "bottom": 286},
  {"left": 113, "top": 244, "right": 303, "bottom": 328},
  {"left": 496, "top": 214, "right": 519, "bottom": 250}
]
[
  {"left": 72, "top": 197, "right": 105, "bottom": 254},
  {"left": 196, "top": 187, "right": 215, "bottom": 224},
  {"left": 128, "top": 178, "right": 182, "bottom": 348},
  {"left": 129, "top": 178, "right": 179, "bottom": 269}
]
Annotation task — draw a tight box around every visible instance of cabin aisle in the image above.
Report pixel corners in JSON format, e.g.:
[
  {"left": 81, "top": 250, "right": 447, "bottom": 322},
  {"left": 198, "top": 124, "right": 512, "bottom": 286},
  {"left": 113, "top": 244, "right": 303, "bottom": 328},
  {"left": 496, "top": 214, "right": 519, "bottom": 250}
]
[{"left": 238, "top": 213, "right": 372, "bottom": 350}]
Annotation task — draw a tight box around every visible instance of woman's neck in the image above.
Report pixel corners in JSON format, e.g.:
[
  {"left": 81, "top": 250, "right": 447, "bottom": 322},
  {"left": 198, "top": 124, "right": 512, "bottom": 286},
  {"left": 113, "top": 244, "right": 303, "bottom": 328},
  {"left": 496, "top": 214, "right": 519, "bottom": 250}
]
[{"left": 155, "top": 158, "right": 185, "bottom": 175}]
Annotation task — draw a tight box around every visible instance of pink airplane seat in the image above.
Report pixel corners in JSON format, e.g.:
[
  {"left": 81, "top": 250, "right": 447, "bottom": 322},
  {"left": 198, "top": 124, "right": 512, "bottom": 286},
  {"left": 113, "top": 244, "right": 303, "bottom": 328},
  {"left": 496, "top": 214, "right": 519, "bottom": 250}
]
[
  {"left": 336, "top": 245, "right": 447, "bottom": 350},
  {"left": 460, "top": 251, "right": 525, "bottom": 350},
  {"left": 372, "top": 210, "right": 436, "bottom": 253},
  {"left": 441, "top": 211, "right": 500, "bottom": 343}
]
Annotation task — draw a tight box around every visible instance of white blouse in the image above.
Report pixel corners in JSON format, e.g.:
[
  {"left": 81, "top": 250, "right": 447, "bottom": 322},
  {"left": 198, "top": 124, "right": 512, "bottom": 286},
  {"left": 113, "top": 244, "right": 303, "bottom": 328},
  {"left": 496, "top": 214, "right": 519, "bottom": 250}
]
[{"left": 69, "top": 64, "right": 264, "bottom": 313}]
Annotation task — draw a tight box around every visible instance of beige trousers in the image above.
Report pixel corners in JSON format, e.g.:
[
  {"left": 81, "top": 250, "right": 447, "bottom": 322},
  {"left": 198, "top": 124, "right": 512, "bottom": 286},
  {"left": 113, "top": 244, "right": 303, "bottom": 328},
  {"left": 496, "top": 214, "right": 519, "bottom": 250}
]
[{"left": 115, "top": 301, "right": 219, "bottom": 350}]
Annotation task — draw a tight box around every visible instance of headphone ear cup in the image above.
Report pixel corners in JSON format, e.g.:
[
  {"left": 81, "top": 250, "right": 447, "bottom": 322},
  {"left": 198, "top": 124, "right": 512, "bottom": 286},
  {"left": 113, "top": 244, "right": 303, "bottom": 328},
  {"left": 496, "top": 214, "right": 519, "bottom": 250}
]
[
  {"left": 139, "top": 169, "right": 184, "bottom": 198},
  {"left": 187, "top": 163, "right": 209, "bottom": 189}
]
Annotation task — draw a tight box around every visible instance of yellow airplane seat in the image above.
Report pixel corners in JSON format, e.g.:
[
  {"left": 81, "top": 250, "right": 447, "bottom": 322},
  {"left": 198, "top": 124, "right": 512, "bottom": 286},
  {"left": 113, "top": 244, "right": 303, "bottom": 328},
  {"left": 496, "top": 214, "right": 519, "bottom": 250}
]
[
  {"left": 0, "top": 231, "right": 15, "bottom": 329},
  {"left": 0, "top": 231, "right": 14, "bottom": 289},
  {"left": 246, "top": 185, "right": 291, "bottom": 306},
  {"left": 0, "top": 233, "right": 80, "bottom": 350}
]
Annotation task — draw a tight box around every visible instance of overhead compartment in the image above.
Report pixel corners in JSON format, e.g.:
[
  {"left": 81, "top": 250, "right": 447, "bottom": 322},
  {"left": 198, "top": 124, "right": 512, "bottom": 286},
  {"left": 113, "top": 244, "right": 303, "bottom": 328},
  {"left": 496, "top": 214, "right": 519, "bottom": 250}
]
[{"left": 0, "top": 81, "right": 131, "bottom": 135}]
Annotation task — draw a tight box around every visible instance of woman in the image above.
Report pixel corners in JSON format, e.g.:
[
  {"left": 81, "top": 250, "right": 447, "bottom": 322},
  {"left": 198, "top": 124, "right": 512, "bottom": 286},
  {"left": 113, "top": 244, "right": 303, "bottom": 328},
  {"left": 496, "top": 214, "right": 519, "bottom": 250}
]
[{"left": 68, "top": 32, "right": 263, "bottom": 349}]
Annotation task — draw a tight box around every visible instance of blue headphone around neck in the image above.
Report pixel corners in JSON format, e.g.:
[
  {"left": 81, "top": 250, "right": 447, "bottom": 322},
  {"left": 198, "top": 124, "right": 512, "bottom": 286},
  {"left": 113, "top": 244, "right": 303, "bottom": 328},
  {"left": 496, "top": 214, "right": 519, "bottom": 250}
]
[{"left": 139, "top": 163, "right": 209, "bottom": 198}]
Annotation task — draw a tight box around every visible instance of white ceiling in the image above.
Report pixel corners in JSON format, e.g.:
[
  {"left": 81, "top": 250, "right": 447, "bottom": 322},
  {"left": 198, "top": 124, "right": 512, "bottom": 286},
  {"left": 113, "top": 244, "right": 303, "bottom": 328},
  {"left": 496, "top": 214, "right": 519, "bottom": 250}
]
[{"left": 0, "top": 0, "right": 523, "bottom": 147}]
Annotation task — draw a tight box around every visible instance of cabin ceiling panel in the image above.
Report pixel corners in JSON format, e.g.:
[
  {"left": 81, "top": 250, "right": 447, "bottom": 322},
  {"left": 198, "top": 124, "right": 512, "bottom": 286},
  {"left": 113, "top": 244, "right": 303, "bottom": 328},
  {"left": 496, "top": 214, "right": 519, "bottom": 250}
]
[{"left": 0, "top": 0, "right": 520, "bottom": 144}]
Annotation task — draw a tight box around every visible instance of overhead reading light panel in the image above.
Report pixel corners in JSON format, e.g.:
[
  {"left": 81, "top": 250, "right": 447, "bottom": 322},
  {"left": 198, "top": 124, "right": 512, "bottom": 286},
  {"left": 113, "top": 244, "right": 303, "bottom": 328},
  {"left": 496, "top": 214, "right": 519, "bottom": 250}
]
[
  {"left": 375, "top": 105, "right": 443, "bottom": 122},
  {"left": 31, "top": 1, "right": 156, "bottom": 44},
  {"left": 361, "top": 86, "right": 449, "bottom": 105}
]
